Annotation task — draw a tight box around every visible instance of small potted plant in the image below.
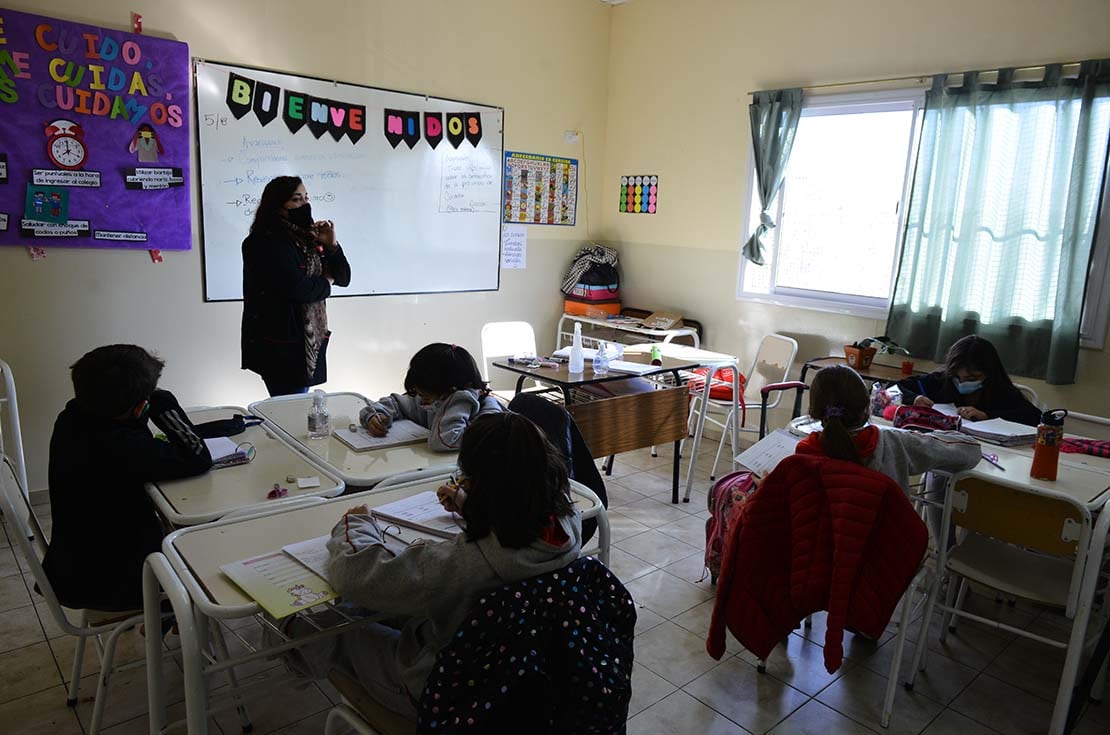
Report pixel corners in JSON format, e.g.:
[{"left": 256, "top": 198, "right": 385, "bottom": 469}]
[{"left": 844, "top": 340, "right": 879, "bottom": 369}]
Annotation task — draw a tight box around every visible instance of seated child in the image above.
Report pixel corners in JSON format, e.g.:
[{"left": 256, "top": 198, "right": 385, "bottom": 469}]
[
  {"left": 895, "top": 335, "right": 1041, "bottom": 426},
  {"left": 798, "top": 365, "right": 981, "bottom": 493},
  {"left": 287, "top": 413, "right": 582, "bottom": 720},
  {"left": 42, "top": 345, "right": 212, "bottom": 611},
  {"left": 359, "top": 343, "right": 502, "bottom": 452}
]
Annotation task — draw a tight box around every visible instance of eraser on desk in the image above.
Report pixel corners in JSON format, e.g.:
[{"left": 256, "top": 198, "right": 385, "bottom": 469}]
[{"left": 297, "top": 476, "right": 321, "bottom": 489}]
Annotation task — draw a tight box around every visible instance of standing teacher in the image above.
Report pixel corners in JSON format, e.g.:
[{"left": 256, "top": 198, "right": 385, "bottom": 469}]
[{"left": 241, "top": 176, "right": 352, "bottom": 396}]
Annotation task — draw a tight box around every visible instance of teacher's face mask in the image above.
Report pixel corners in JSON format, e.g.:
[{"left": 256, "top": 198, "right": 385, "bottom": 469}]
[{"left": 287, "top": 202, "right": 313, "bottom": 228}]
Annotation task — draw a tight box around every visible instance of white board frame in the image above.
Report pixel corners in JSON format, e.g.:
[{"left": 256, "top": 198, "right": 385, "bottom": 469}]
[{"left": 193, "top": 60, "right": 505, "bottom": 302}]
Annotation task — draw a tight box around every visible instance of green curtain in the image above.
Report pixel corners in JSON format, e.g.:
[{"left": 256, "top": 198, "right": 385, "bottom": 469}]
[
  {"left": 887, "top": 61, "right": 1110, "bottom": 384},
  {"left": 743, "top": 88, "right": 803, "bottom": 265}
]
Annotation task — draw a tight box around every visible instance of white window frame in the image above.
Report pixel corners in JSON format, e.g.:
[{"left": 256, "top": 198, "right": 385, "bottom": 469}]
[
  {"left": 1079, "top": 156, "right": 1110, "bottom": 349},
  {"left": 736, "top": 88, "right": 925, "bottom": 320}
]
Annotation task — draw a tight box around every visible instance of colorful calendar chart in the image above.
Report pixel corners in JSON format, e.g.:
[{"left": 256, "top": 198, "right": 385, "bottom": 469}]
[
  {"left": 502, "top": 151, "right": 578, "bottom": 226},
  {"left": 619, "top": 175, "right": 658, "bottom": 214}
]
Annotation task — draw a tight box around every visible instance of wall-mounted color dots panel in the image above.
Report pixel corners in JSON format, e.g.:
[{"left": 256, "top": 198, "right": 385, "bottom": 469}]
[{"left": 618, "top": 174, "right": 658, "bottom": 214}]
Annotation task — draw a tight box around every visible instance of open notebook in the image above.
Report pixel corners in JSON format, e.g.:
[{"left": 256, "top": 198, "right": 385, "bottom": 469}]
[
  {"left": 333, "top": 419, "right": 430, "bottom": 451},
  {"left": 371, "top": 491, "right": 464, "bottom": 539},
  {"left": 931, "top": 404, "right": 1036, "bottom": 446}
]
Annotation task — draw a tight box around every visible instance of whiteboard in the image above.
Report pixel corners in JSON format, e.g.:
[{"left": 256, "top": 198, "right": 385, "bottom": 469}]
[{"left": 194, "top": 61, "right": 504, "bottom": 301}]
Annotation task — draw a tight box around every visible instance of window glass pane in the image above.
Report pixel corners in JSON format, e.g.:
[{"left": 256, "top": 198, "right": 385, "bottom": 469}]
[{"left": 773, "top": 108, "right": 915, "bottom": 299}]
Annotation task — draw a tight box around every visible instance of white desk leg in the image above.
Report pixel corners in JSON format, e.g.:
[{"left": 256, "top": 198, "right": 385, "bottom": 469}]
[
  {"left": 143, "top": 557, "right": 167, "bottom": 735},
  {"left": 145, "top": 553, "right": 208, "bottom": 735},
  {"left": 683, "top": 377, "right": 713, "bottom": 502}
]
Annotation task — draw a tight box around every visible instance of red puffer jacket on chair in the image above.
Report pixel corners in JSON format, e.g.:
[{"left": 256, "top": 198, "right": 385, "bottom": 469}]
[{"left": 706, "top": 453, "right": 927, "bottom": 673}]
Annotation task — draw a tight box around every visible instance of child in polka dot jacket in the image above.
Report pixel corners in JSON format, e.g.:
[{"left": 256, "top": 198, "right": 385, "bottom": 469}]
[{"left": 287, "top": 413, "right": 582, "bottom": 722}]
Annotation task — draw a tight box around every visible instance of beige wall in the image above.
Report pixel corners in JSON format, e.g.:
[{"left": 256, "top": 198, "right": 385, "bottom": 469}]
[
  {"left": 600, "top": 0, "right": 1110, "bottom": 425},
  {"left": 0, "top": 0, "right": 613, "bottom": 491}
]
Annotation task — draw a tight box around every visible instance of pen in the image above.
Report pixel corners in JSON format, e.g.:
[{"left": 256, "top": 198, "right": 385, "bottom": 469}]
[{"left": 981, "top": 453, "right": 1006, "bottom": 472}]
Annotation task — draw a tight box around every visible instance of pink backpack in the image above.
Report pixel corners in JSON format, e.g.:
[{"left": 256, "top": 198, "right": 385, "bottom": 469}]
[{"left": 704, "top": 470, "right": 757, "bottom": 583}]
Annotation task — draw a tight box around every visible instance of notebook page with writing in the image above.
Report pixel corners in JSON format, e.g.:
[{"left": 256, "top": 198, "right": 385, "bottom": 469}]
[
  {"left": 735, "top": 429, "right": 801, "bottom": 477},
  {"left": 371, "top": 491, "right": 463, "bottom": 539},
  {"left": 333, "top": 419, "right": 430, "bottom": 452}
]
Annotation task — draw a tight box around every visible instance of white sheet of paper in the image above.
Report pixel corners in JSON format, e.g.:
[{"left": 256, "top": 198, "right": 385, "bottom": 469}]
[
  {"left": 203, "top": 436, "right": 243, "bottom": 462},
  {"left": 734, "top": 429, "right": 801, "bottom": 476},
  {"left": 500, "top": 224, "right": 527, "bottom": 269},
  {"left": 931, "top": 403, "right": 960, "bottom": 417},
  {"left": 282, "top": 535, "right": 332, "bottom": 581},
  {"left": 0, "top": 212, "right": 8, "bottom": 231},
  {"left": 333, "top": 419, "right": 430, "bottom": 451}
]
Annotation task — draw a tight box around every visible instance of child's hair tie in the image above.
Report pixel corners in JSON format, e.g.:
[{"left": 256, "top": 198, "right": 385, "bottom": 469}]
[{"left": 825, "top": 406, "right": 846, "bottom": 419}]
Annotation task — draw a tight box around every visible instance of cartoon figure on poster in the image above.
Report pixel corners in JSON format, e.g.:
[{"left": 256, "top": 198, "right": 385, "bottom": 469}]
[
  {"left": 128, "top": 124, "right": 164, "bottom": 163},
  {"left": 23, "top": 184, "right": 69, "bottom": 224},
  {"left": 44, "top": 119, "right": 88, "bottom": 171}
]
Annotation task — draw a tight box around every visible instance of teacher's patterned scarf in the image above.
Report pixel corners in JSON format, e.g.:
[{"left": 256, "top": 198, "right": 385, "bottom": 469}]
[{"left": 281, "top": 220, "right": 329, "bottom": 380}]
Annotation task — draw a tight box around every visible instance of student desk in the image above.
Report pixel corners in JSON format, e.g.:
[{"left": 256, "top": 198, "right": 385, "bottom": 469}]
[
  {"left": 146, "top": 407, "right": 345, "bottom": 526},
  {"left": 142, "top": 476, "right": 608, "bottom": 735},
  {"left": 494, "top": 356, "right": 699, "bottom": 504},
  {"left": 249, "top": 392, "right": 458, "bottom": 488}
]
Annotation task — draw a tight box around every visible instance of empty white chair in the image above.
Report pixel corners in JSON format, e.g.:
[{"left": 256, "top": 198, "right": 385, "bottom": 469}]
[
  {"left": 0, "top": 359, "right": 29, "bottom": 499},
  {"left": 686, "top": 334, "right": 798, "bottom": 485}
]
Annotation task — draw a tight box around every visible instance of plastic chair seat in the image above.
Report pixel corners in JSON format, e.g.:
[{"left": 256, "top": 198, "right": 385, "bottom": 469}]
[
  {"left": 687, "top": 366, "right": 745, "bottom": 401},
  {"left": 947, "top": 532, "right": 1072, "bottom": 608}
]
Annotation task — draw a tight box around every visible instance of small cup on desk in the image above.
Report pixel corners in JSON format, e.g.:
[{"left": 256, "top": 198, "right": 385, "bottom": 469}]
[{"left": 901, "top": 360, "right": 915, "bottom": 376}]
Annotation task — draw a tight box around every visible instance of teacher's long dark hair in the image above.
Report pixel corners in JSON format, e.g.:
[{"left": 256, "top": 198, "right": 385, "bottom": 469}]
[{"left": 251, "top": 176, "right": 303, "bottom": 234}]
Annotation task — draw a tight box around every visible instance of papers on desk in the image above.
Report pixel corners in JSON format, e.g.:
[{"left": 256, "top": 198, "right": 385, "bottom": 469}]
[
  {"left": 204, "top": 437, "right": 251, "bottom": 470},
  {"left": 735, "top": 429, "right": 800, "bottom": 477},
  {"left": 372, "top": 491, "right": 463, "bottom": 539},
  {"left": 282, "top": 535, "right": 332, "bottom": 582},
  {"left": 333, "top": 419, "right": 430, "bottom": 452},
  {"left": 930, "top": 405, "right": 1036, "bottom": 446},
  {"left": 607, "top": 360, "right": 658, "bottom": 376},
  {"left": 220, "top": 550, "right": 338, "bottom": 619},
  {"left": 960, "top": 418, "right": 1036, "bottom": 447}
]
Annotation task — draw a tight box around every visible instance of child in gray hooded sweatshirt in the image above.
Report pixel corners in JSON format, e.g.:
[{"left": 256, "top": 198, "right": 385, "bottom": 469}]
[
  {"left": 288, "top": 413, "right": 581, "bottom": 720},
  {"left": 359, "top": 343, "right": 502, "bottom": 452}
]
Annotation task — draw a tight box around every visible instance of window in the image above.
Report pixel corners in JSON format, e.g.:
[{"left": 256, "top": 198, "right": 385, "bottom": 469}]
[{"left": 737, "top": 89, "right": 925, "bottom": 318}]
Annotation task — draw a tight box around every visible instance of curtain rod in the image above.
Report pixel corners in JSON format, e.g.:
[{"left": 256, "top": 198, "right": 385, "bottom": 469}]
[{"left": 747, "top": 62, "right": 1084, "bottom": 96}]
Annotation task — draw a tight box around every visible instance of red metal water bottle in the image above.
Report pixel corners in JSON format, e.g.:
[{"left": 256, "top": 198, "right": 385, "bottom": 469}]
[{"left": 1030, "top": 409, "right": 1068, "bottom": 481}]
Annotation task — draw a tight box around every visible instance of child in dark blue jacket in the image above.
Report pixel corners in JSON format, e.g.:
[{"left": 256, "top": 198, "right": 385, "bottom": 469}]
[
  {"left": 895, "top": 335, "right": 1041, "bottom": 426},
  {"left": 42, "top": 345, "right": 212, "bottom": 611}
]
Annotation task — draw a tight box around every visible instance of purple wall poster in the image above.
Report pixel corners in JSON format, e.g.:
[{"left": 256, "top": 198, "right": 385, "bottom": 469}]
[{"left": 0, "top": 8, "right": 191, "bottom": 249}]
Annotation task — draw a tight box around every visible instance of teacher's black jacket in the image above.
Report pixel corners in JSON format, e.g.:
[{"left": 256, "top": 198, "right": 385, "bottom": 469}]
[
  {"left": 42, "top": 390, "right": 212, "bottom": 611},
  {"left": 241, "top": 228, "right": 352, "bottom": 387}
]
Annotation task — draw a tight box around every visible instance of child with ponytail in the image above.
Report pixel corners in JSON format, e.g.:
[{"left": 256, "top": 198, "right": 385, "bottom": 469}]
[{"left": 796, "top": 365, "right": 980, "bottom": 493}]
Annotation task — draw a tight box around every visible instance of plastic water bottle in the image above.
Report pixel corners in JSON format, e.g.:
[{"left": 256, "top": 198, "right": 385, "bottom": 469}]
[
  {"left": 593, "top": 340, "right": 611, "bottom": 375},
  {"left": 569, "top": 322, "right": 585, "bottom": 374},
  {"left": 307, "top": 390, "right": 330, "bottom": 439}
]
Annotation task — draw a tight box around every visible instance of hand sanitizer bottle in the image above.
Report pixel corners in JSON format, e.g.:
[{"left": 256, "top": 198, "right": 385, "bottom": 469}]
[
  {"left": 307, "top": 389, "right": 330, "bottom": 439},
  {"left": 593, "top": 340, "right": 610, "bottom": 375},
  {"left": 569, "top": 322, "right": 585, "bottom": 374}
]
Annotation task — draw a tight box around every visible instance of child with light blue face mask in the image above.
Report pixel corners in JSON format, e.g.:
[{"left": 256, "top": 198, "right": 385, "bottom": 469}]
[{"left": 895, "top": 335, "right": 1042, "bottom": 426}]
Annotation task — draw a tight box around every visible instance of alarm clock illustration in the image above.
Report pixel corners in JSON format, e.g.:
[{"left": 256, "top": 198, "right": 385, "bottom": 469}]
[{"left": 44, "top": 119, "right": 88, "bottom": 170}]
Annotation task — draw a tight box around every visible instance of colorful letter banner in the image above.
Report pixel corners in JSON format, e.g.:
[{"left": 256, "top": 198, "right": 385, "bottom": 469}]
[
  {"left": 0, "top": 8, "right": 191, "bottom": 250},
  {"left": 502, "top": 151, "right": 578, "bottom": 226}
]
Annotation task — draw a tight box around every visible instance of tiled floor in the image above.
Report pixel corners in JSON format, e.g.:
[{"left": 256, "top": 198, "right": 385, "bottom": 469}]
[{"left": 2, "top": 445, "right": 1108, "bottom": 734}]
